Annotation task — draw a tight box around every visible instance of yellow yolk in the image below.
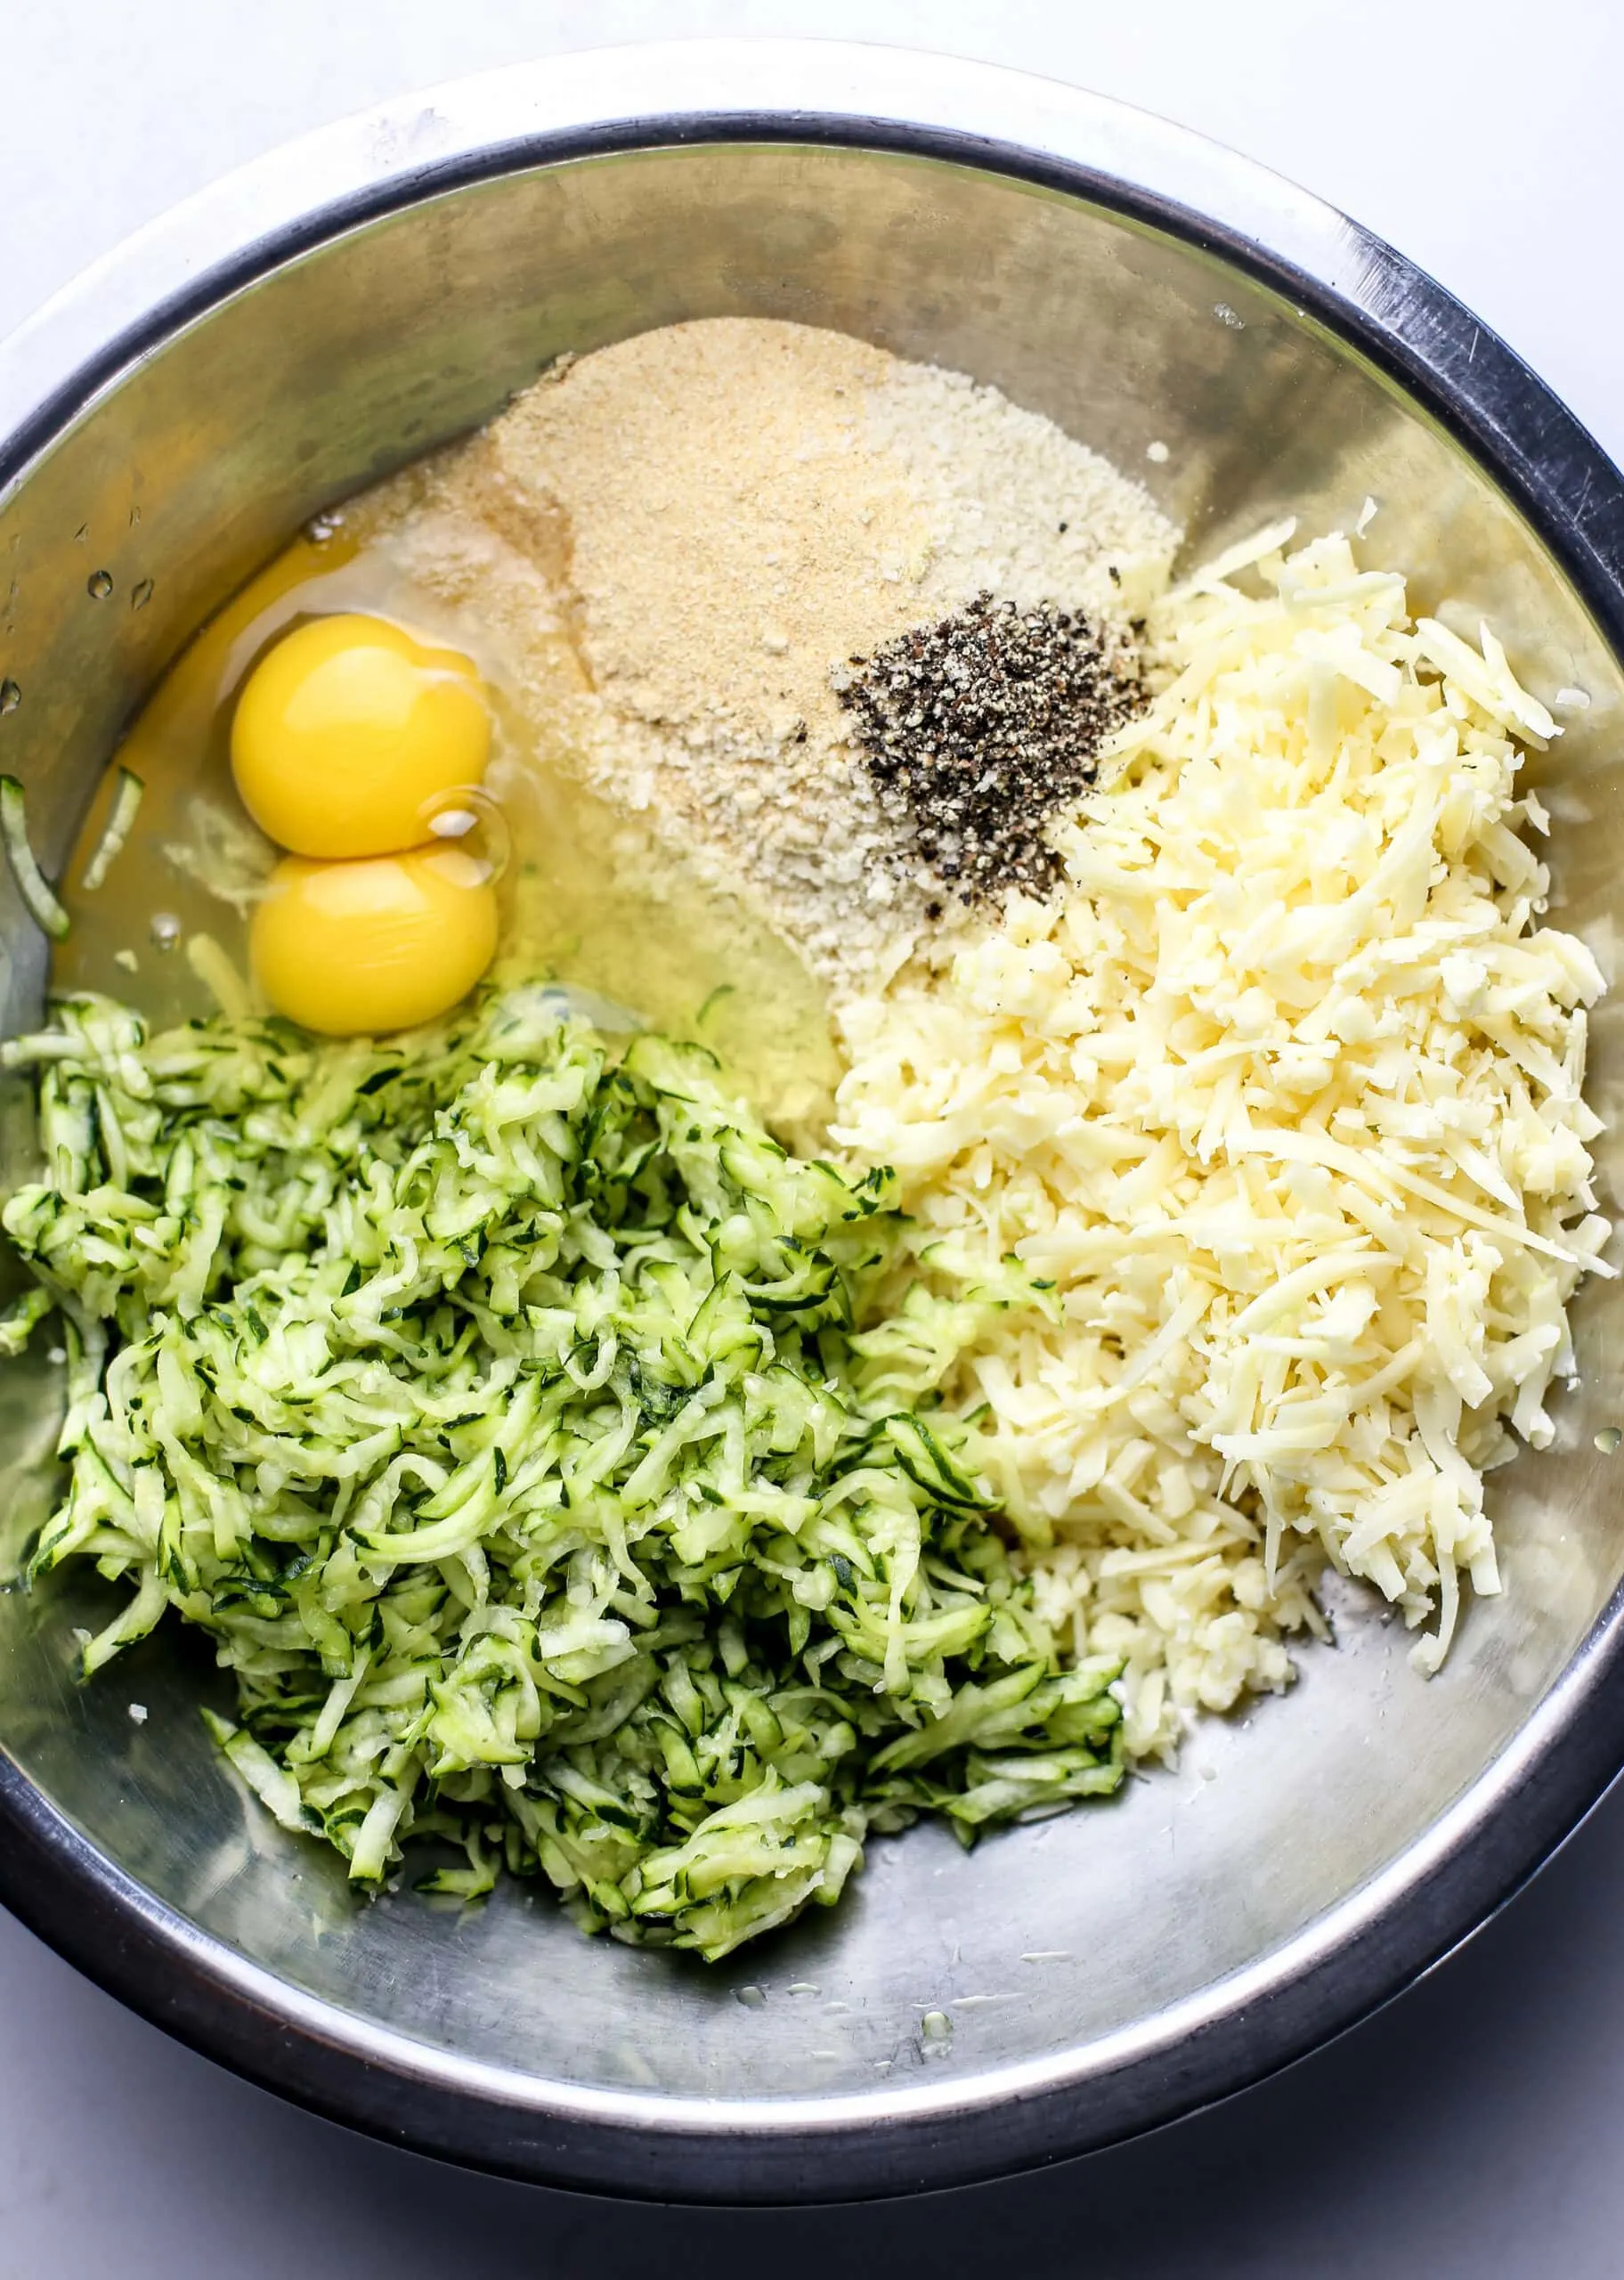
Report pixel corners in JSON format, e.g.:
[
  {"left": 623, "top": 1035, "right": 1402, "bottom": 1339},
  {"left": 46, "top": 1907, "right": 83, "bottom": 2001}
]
[
  {"left": 231, "top": 614, "right": 490, "bottom": 859},
  {"left": 250, "top": 846, "right": 498, "bottom": 1035}
]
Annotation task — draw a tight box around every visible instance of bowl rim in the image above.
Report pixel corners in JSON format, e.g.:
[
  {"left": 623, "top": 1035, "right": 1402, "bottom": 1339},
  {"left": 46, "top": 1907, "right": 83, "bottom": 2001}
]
[{"left": 4, "top": 35, "right": 1624, "bottom": 2207}]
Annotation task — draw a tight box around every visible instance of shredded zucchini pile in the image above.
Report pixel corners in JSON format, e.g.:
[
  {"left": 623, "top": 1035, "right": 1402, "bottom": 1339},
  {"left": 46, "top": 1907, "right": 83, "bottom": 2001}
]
[{"left": 0, "top": 988, "right": 1121, "bottom": 1958}]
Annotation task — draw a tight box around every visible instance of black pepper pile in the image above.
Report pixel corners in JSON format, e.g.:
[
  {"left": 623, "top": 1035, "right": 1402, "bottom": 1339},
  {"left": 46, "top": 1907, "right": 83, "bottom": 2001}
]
[{"left": 838, "top": 592, "right": 1143, "bottom": 908}]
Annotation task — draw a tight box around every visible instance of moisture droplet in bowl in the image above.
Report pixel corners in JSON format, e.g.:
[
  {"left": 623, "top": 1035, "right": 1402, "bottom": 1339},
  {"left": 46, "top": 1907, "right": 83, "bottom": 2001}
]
[{"left": 87, "top": 570, "right": 113, "bottom": 600}]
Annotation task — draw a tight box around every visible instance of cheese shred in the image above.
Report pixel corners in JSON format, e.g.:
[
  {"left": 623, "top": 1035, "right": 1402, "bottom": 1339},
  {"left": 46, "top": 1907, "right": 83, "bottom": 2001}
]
[{"left": 833, "top": 531, "right": 1611, "bottom": 1756}]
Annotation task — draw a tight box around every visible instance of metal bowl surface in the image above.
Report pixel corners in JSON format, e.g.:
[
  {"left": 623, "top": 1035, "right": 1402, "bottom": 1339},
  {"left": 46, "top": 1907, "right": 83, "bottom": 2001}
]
[{"left": 2, "top": 39, "right": 1623, "bottom": 2205}]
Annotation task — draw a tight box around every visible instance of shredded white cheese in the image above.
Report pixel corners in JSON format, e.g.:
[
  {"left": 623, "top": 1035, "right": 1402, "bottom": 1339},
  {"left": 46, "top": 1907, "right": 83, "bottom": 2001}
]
[{"left": 833, "top": 531, "right": 1611, "bottom": 1761}]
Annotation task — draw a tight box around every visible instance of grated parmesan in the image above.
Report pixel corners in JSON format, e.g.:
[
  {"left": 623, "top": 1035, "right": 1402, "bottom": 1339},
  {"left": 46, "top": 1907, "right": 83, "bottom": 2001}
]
[{"left": 832, "top": 530, "right": 1612, "bottom": 1760}]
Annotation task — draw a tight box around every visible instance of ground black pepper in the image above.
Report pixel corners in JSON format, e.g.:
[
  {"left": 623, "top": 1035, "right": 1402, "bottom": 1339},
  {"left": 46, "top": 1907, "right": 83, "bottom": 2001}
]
[{"left": 838, "top": 592, "right": 1143, "bottom": 907}]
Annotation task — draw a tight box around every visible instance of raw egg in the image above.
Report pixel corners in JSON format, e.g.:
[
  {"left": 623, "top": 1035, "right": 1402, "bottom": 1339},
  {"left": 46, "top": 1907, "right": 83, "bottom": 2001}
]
[
  {"left": 250, "top": 845, "right": 498, "bottom": 1035},
  {"left": 231, "top": 614, "right": 490, "bottom": 859}
]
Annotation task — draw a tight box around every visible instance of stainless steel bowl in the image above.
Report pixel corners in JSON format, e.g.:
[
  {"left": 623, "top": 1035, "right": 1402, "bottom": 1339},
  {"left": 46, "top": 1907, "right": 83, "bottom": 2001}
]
[{"left": 3, "top": 39, "right": 1624, "bottom": 2206}]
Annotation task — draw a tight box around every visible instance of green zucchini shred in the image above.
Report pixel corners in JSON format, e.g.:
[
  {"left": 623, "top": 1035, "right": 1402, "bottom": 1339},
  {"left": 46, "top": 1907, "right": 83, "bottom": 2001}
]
[
  {"left": 0, "top": 985, "right": 1123, "bottom": 1959},
  {"left": 78, "top": 766, "right": 145, "bottom": 894},
  {"left": 0, "top": 775, "right": 70, "bottom": 940}
]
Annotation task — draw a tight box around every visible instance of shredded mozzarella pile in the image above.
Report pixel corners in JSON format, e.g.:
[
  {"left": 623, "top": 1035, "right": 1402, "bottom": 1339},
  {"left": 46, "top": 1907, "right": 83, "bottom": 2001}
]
[{"left": 832, "top": 528, "right": 1612, "bottom": 1760}]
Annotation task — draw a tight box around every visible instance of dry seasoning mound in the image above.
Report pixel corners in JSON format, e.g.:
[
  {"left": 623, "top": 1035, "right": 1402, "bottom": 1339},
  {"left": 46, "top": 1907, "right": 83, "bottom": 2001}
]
[
  {"left": 347, "top": 318, "right": 1180, "bottom": 996},
  {"left": 838, "top": 594, "right": 1143, "bottom": 907},
  {"left": 833, "top": 528, "right": 1611, "bottom": 1761}
]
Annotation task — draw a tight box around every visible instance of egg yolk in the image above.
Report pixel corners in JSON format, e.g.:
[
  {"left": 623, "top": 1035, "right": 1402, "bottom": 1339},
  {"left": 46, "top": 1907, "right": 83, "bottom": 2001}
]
[
  {"left": 231, "top": 614, "right": 490, "bottom": 859},
  {"left": 250, "top": 846, "right": 499, "bottom": 1036}
]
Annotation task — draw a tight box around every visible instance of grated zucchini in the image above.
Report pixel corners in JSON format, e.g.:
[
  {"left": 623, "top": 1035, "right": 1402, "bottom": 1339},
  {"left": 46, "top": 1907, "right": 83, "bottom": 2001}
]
[
  {"left": 0, "top": 776, "right": 69, "bottom": 940},
  {"left": 78, "top": 766, "right": 145, "bottom": 894},
  {"left": 0, "top": 985, "right": 1122, "bottom": 1958}
]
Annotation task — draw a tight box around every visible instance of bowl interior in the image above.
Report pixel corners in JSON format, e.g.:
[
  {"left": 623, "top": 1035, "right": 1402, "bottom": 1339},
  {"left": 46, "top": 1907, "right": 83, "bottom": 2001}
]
[{"left": 2, "top": 136, "right": 1623, "bottom": 2121}]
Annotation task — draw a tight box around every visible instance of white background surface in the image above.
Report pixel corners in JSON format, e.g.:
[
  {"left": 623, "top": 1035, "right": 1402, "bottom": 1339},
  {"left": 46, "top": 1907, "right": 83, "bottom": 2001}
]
[{"left": 3, "top": 4, "right": 1623, "bottom": 2273}]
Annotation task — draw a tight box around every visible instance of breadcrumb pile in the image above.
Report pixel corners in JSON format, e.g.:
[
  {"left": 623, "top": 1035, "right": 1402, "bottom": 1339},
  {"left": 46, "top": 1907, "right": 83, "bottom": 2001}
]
[{"left": 351, "top": 320, "right": 1178, "bottom": 994}]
